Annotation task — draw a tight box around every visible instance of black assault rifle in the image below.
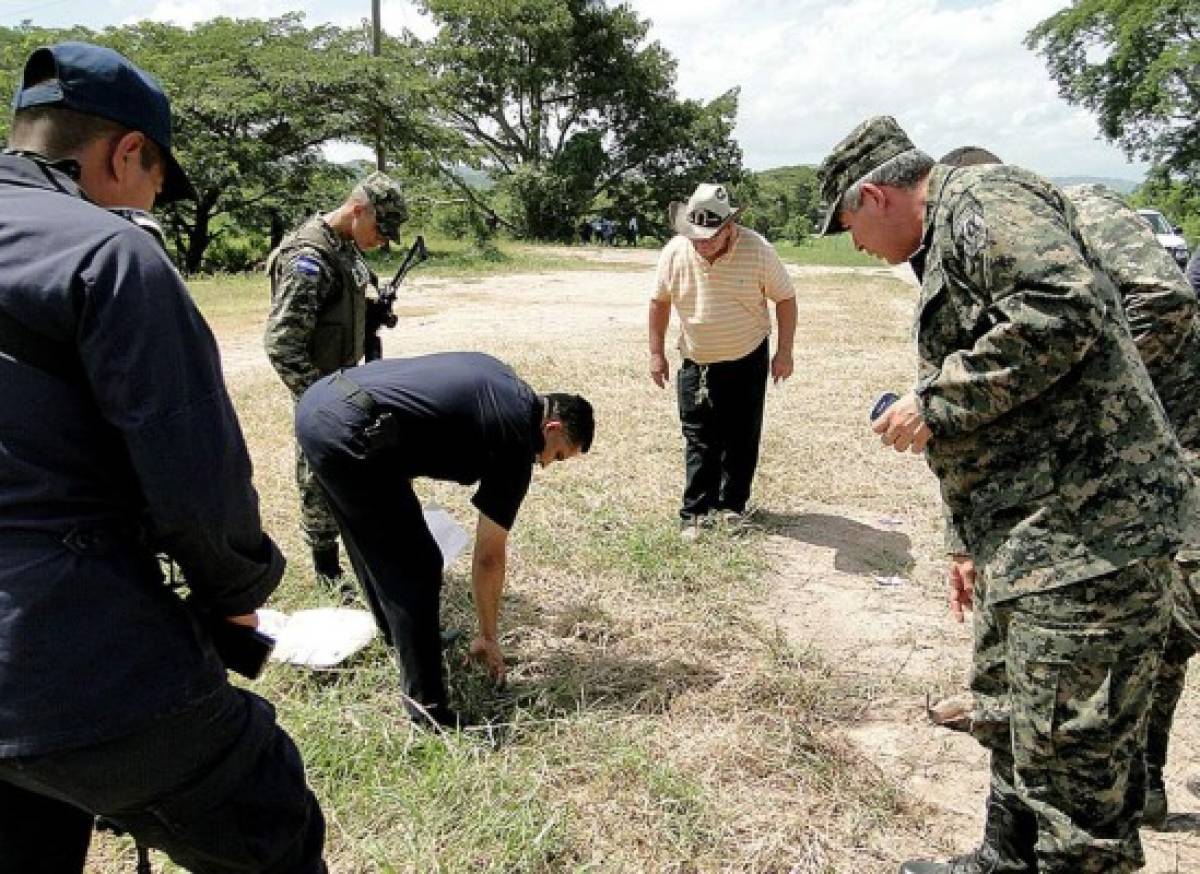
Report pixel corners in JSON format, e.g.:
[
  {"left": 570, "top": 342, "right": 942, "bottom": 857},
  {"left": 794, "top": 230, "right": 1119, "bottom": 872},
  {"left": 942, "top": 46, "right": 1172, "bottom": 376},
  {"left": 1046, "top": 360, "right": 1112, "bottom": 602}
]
[{"left": 365, "top": 235, "right": 427, "bottom": 362}]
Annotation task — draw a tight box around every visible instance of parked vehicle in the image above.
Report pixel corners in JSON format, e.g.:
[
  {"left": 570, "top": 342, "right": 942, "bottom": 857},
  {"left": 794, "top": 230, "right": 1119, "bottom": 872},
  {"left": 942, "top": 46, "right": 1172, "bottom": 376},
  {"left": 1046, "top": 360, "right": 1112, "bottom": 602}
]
[{"left": 1137, "top": 208, "right": 1191, "bottom": 269}]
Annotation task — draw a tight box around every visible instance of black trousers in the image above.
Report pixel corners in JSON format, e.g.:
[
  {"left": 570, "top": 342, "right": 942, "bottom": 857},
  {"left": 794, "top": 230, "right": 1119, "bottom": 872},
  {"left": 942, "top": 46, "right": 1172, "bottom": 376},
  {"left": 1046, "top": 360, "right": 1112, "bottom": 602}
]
[
  {"left": 296, "top": 389, "right": 451, "bottom": 725},
  {"left": 676, "top": 339, "right": 769, "bottom": 520},
  {"left": 0, "top": 685, "right": 325, "bottom": 874}
]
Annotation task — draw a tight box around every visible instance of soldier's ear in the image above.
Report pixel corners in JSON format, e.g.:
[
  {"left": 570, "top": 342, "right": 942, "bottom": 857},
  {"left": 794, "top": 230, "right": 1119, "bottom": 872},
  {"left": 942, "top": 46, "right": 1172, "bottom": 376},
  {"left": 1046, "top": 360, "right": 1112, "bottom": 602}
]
[{"left": 859, "top": 182, "right": 887, "bottom": 210}]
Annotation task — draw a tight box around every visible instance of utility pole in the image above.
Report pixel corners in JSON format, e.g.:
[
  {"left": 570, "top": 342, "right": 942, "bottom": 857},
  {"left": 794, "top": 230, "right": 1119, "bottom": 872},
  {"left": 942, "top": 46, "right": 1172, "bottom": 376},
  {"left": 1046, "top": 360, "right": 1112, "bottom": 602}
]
[{"left": 372, "top": 0, "right": 386, "bottom": 171}]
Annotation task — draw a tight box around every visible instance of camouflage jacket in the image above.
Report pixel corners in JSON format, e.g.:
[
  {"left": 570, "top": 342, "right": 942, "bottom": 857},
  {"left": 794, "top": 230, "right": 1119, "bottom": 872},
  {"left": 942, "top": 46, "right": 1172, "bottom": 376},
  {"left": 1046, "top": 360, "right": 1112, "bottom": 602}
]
[
  {"left": 916, "top": 164, "right": 1196, "bottom": 601},
  {"left": 263, "top": 217, "right": 372, "bottom": 396},
  {"left": 1066, "top": 184, "right": 1200, "bottom": 450}
]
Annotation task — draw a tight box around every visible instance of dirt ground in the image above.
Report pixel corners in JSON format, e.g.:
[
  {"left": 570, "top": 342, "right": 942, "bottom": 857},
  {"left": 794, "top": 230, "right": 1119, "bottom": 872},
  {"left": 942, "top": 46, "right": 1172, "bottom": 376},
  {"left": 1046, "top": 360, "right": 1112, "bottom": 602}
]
[{"left": 213, "top": 247, "right": 1200, "bottom": 871}]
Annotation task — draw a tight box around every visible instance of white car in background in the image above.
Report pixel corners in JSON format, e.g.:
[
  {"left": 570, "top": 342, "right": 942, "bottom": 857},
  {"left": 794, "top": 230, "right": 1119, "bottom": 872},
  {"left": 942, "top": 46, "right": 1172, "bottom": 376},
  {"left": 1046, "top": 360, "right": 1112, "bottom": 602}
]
[{"left": 1137, "top": 208, "right": 1191, "bottom": 269}]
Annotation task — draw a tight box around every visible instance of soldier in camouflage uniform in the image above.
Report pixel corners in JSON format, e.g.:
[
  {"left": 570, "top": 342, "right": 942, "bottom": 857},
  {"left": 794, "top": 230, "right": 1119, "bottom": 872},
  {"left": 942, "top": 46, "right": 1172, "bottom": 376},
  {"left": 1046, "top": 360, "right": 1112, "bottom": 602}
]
[
  {"left": 920, "top": 147, "right": 1200, "bottom": 832},
  {"left": 264, "top": 172, "right": 408, "bottom": 587},
  {"left": 819, "top": 116, "right": 1199, "bottom": 873}
]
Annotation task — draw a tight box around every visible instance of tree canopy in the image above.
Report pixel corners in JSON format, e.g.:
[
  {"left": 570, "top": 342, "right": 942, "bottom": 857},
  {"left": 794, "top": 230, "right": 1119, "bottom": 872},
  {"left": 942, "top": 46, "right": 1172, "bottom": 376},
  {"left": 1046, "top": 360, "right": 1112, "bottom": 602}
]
[
  {"left": 0, "top": 5, "right": 748, "bottom": 268},
  {"left": 417, "top": 0, "right": 743, "bottom": 240},
  {"left": 1026, "top": 0, "right": 1200, "bottom": 178}
]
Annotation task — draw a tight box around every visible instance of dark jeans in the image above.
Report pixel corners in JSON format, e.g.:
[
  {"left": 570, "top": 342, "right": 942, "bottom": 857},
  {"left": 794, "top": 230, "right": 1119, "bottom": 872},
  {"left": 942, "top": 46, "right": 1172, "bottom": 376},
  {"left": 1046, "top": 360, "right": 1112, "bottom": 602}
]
[
  {"left": 676, "top": 338, "right": 769, "bottom": 520},
  {"left": 0, "top": 684, "right": 325, "bottom": 874},
  {"left": 297, "top": 398, "right": 451, "bottom": 725}
]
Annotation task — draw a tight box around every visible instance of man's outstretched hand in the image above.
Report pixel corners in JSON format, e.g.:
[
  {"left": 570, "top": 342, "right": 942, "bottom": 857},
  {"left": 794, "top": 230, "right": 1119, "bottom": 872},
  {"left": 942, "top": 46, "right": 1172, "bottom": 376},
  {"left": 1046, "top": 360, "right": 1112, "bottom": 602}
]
[{"left": 467, "top": 635, "right": 507, "bottom": 686}]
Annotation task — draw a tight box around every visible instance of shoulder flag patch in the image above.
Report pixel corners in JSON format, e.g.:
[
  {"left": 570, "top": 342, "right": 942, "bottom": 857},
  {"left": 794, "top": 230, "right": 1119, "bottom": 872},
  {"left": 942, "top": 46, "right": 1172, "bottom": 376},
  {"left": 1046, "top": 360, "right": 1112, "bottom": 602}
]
[
  {"left": 957, "top": 210, "right": 988, "bottom": 259},
  {"left": 292, "top": 255, "right": 322, "bottom": 277}
]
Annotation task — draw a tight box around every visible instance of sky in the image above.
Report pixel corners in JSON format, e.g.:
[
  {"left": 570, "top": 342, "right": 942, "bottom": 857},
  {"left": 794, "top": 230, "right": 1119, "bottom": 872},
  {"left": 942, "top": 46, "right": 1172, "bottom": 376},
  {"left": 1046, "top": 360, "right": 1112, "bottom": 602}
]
[{"left": 0, "top": 0, "right": 1149, "bottom": 182}]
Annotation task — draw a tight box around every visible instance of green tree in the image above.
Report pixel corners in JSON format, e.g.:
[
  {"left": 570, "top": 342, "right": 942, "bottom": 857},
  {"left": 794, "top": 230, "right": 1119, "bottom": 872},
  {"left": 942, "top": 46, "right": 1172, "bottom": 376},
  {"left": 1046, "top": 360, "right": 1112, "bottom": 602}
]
[
  {"left": 1131, "top": 167, "right": 1200, "bottom": 243},
  {"left": 417, "top": 0, "right": 743, "bottom": 240},
  {"left": 0, "top": 18, "right": 438, "bottom": 272},
  {"left": 107, "top": 16, "right": 425, "bottom": 273},
  {"left": 1026, "top": 1, "right": 1200, "bottom": 176},
  {"left": 739, "top": 165, "right": 822, "bottom": 244}
]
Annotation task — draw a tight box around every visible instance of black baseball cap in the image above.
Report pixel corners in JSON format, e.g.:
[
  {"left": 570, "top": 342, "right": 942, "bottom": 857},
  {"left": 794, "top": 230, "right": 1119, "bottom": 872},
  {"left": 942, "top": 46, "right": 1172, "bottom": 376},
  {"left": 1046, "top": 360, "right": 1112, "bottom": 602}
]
[{"left": 12, "top": 42, "right": 195, "bottom": 203}]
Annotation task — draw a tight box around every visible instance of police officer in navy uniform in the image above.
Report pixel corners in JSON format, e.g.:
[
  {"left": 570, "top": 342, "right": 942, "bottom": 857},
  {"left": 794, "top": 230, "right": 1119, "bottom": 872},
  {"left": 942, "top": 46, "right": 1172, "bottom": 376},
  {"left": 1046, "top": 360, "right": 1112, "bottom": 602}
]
[
  {"left": 0, "top": 43, "right": 326, "bottom": 872},
  {"left": 296, "top": 352, "right": 594, "bottom": 726}
]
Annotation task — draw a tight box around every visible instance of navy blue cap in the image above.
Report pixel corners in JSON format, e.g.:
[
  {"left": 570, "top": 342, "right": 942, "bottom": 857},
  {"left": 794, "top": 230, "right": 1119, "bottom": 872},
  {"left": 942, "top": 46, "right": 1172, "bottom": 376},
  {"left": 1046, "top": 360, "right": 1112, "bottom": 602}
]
[{"left": 12, "top": 42, "right": 195, "bottom": 203}]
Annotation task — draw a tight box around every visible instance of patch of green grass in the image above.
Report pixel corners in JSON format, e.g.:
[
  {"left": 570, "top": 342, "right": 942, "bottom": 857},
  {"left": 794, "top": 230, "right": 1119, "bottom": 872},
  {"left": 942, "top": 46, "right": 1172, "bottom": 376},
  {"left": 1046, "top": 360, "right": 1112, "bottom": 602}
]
[
  {"left": 371, "top": 234, "right": 645, "bottom": 277},
  {"left": 187, "top": 272, "right": 269, "bottom": 322},
  {"left": 775, "top": 233, "right": 883, "bottom": 267}
]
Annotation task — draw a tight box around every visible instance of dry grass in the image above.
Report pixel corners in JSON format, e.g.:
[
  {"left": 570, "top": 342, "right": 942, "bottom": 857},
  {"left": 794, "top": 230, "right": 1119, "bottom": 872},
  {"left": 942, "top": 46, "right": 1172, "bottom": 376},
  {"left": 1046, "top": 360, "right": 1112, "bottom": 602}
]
[{"left": 91, "top": 250, "right": 943, "bottom": 873}]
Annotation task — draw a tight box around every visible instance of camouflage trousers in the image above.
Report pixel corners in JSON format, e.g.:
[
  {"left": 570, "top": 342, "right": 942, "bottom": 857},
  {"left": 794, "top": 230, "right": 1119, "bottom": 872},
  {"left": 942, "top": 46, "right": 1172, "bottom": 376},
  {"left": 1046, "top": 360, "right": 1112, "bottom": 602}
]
[
  {"left": 1145, "top": 556, "right": 1200, "bottom": 779},
  {"left": 969, "top": 558, "right": 1170, "bottom": 873},
  {"left": 292, "top": 396, "right": 339, "bottom": 549}
]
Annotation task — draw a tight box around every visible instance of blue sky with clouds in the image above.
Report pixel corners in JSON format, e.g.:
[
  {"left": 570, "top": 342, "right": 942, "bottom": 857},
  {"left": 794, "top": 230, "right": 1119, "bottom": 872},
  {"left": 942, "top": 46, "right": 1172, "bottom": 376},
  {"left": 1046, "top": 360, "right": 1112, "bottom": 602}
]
[{"left": 1, "top": 0, "right": 1149, "bottom": 182}]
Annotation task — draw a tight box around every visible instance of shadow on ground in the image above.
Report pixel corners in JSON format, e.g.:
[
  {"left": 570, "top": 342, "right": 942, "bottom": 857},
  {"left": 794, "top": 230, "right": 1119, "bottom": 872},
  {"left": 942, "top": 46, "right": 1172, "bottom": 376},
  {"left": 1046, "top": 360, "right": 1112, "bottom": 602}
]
[
  {"left": 1160, "top": 812, "right": 1200, "bottom": 834},
  {"left": 754, "top": 510, "right": 915, "bottom": 575}
]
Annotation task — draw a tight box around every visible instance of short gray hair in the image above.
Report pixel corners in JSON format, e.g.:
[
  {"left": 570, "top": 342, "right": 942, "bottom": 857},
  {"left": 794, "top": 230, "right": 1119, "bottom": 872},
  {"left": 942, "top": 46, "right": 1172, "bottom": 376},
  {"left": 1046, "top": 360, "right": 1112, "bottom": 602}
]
[{"left": 841, "top": 149, "right": 934, "bottom": 213}]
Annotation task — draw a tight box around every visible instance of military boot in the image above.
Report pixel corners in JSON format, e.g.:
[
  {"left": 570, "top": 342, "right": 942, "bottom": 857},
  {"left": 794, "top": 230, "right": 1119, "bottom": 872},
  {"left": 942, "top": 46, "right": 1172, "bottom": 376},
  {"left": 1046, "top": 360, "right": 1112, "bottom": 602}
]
[
  {"left": 312, "top": 542, "right": 359, "bottom": 604},
  {"left": 312, "top": 542, "right": 343, "bottom": 579},
  {"left": 1142, "top": 768, "right": 1168, "bottom": 830},
  {"left": 899, "top": 786, "right": 1037, "bottom": 873}
]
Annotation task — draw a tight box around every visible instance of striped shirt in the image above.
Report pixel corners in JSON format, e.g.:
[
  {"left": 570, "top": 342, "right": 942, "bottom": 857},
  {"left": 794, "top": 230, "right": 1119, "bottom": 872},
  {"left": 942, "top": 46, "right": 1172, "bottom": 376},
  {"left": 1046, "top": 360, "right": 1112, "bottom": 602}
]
[{"left": 652, "top": 225, "right": 795, "bottom": 365}]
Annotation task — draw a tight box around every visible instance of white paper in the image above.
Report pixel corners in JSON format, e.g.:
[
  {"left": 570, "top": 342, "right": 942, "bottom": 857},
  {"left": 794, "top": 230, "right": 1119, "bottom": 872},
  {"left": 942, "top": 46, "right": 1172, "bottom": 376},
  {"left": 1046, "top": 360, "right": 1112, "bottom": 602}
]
[
  {"left": 256, "top": 608, "right": 378, "bottom": 669},
  {"left": 424, "top": 505, "right": 470, "bottom": 569}
]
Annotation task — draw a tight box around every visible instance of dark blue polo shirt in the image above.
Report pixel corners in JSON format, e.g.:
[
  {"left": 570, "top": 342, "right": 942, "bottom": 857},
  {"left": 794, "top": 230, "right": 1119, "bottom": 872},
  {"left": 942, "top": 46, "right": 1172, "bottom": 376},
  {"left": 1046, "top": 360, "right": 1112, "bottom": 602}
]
[
  {"left": 0, "top": 154, "right": 283, "bottom": 755},
  {"left": 303, "top": 352, "right": 544, "bottom": 531}
]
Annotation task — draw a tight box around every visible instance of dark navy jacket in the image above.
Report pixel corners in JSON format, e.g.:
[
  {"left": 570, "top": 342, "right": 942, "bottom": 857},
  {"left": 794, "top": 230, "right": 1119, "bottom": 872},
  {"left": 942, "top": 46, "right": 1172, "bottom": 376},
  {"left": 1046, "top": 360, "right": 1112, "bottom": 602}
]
[
  {"left": 298, "top": 352, "right": 544, "bottom": 531},
  {"left": 0, "top": 154, "right": 283, "bottom": 755}
]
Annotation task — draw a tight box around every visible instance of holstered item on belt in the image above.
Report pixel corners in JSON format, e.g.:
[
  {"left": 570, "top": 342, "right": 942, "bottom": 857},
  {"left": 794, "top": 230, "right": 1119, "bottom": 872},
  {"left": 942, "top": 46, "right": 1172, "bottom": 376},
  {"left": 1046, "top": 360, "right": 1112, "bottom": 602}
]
[{"left": 333, "top": 371, "right": 398, "bottom": 453}]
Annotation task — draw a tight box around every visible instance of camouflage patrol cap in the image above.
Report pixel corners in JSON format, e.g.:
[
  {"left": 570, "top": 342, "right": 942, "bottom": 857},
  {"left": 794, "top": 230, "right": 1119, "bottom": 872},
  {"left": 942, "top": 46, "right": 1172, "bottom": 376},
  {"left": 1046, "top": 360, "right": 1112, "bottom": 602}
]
[
  {"left": 817, "top": 115, "right": 917, "bottom": 236},
  {"left": 358, "top": 171, "right": 408, "bottom": 241}
]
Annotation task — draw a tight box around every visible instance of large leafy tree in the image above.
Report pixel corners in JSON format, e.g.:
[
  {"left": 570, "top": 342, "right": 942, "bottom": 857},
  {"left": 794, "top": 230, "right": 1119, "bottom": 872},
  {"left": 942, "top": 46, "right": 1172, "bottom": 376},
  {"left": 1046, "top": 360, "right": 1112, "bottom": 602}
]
[
  {"left": 0, "top": 17, "right": 437, "bottom": 272},
  {"left": 417, "top": 0, "right": 743, "bottom": 239},
  {"left": 738, "top": 165, "right": 822, "bottom": 244},
  {"left": 106, "top": 16, "right": 435, "bottom": 273},
  {"left": 1026, "top": 1, "right": 1200, "bottom": 177}
]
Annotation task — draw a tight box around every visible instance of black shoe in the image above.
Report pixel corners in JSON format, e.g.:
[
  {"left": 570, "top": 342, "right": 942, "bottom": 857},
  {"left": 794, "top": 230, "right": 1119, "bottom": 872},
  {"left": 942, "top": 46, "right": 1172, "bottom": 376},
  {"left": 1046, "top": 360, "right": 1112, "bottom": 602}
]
[
  {"left": 312, "top": 543, "right": 342, "bottom": 579},
  {"left": 1143, "top": 771, "right": 1168, "bottom": 830},
  {"left": 411, "top": 702, "right": 462, "bottom": 731},
  {"left": 900, "top": 785, "right": 1036, "bottom": 874}
]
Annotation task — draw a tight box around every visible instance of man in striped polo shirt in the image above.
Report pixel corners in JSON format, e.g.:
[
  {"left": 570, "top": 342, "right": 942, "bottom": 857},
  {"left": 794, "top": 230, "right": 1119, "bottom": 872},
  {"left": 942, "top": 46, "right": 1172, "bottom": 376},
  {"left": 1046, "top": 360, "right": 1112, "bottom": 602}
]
[{"left": 649, "top": 182, "right": 797, "bottom": 539}]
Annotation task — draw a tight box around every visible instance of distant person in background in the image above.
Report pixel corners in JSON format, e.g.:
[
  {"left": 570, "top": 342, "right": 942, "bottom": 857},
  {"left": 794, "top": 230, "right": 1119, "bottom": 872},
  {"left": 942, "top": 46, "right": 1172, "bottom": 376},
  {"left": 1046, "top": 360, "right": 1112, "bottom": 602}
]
[
  {"left": 600, "top": 217, "right": 615, "bottom": 246},
  {"left": 626, "top": 215, "right": 639, "bottom": 246},
  {"left": 649, "top": 182, "right": 796, "bottom": 540},
  {"left": 1188, "top": 248, "right": 1200, "bottom": 296},
  {"left": 579, "top": 218, "right": 593, "bottom": 245}
]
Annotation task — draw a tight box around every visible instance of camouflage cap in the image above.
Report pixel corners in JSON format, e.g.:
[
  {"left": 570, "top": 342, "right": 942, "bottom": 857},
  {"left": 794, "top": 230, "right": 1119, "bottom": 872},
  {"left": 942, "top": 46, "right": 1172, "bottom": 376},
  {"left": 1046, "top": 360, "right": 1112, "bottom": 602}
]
[
  {"left": 359, "top": 171, "right": 408, "bottom": 240},
  {"left": 817, "top": 115, "right": 917, "bottom": 236}
]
